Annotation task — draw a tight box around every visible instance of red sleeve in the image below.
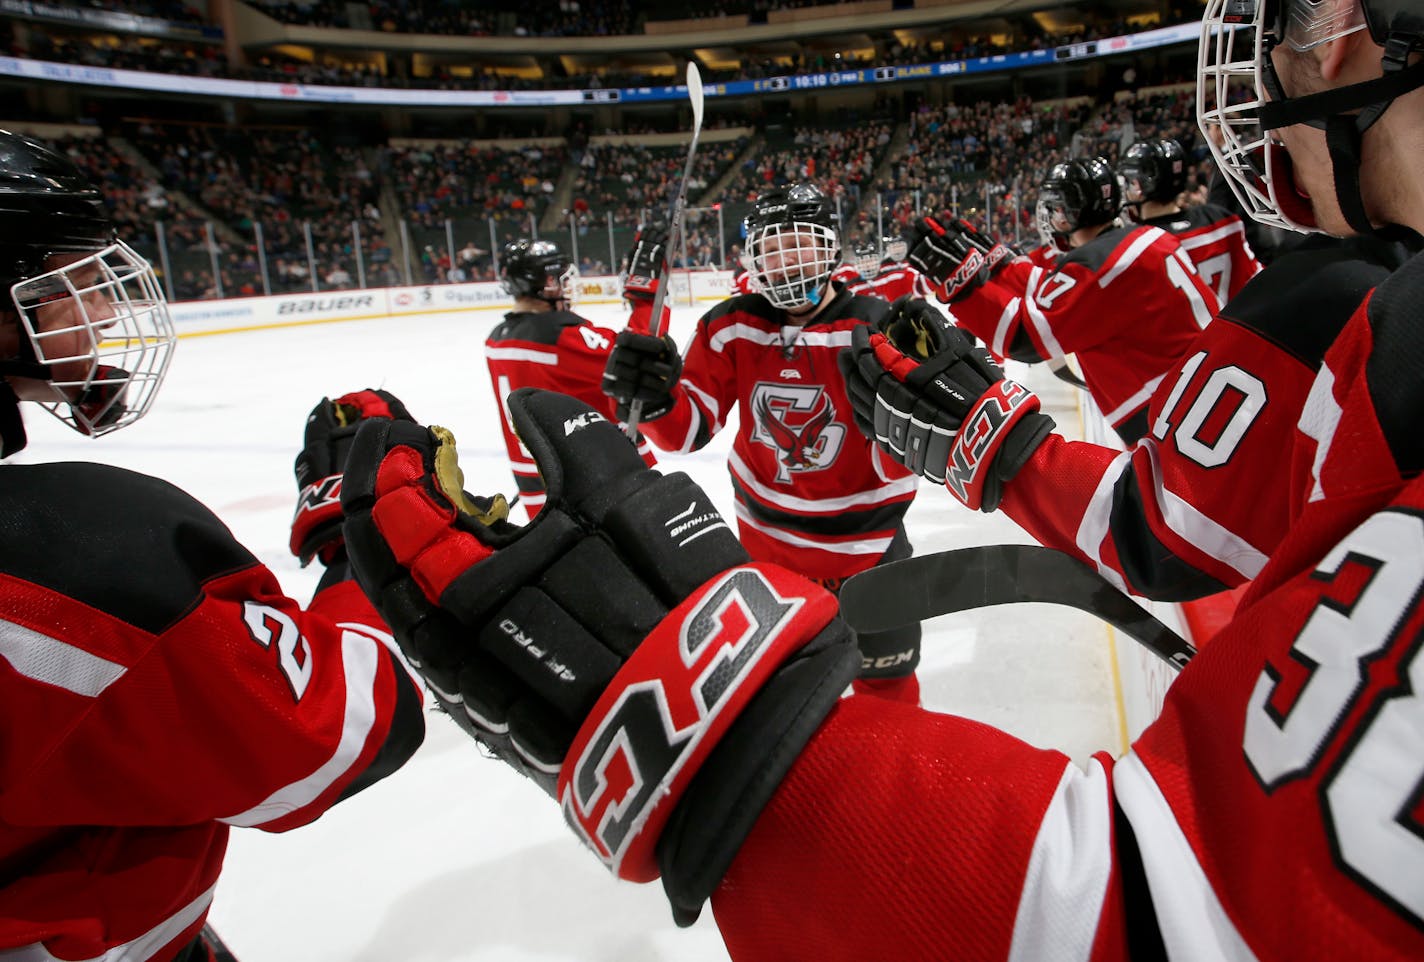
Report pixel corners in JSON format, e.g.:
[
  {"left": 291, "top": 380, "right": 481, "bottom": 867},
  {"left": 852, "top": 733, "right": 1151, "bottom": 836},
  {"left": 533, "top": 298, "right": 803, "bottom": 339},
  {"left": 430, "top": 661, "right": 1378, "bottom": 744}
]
[
  {"left": 0, "top": 563, "right": 424, "bottom": 833},
  {"left": 641, "top": 313, "right": 736, "bottom": 454},
  {"left": 713, "top": 696, "right": 1126, "bottom": 961},
  {"left": 999, "top": 313, "right": 1326, "bottom": 601}
]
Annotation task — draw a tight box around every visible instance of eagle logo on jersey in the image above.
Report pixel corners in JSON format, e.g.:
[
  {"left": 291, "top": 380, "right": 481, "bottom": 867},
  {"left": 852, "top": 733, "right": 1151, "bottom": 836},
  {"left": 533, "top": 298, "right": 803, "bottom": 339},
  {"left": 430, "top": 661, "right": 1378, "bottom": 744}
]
[{"left": 751, "top": 383, "right": 846, "bottom": 483}]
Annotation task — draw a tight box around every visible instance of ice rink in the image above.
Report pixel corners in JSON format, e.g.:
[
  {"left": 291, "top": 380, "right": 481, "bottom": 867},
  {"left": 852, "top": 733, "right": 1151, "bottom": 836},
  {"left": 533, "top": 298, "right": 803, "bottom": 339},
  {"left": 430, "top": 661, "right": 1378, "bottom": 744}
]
[{"left": 12, "top": 296, "right": 1131, "bottom": 961}]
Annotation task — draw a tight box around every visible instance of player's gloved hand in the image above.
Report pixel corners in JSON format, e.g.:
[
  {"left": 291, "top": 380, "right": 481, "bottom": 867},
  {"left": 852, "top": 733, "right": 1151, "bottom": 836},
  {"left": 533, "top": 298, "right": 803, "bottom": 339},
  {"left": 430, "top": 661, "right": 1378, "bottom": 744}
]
[
  {"left": 602, "top": 330, "right": 683, "bottom": 422},
  {"left": 952, "top": 217, "right": 1022, "bottom": 276},
  {"left": 340, "top": 388, "right": 858, "bottom": 924},
  {"left": 838, "top": 297, "right": 1054, "bottom": 512},
  {"left": 290, "top": 389, "right": 414, "bottom": 567},
  {"left": 622, "top": 223, "right": 669, "bottom": 303},
  {"left": 907, "top": 214, "right": 1016, "bottom": 303}
]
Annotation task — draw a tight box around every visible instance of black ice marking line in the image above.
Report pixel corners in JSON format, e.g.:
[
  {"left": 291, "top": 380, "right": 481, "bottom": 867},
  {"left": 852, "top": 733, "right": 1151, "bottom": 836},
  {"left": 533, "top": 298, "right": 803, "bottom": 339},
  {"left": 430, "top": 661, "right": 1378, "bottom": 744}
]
[
  {"left": 624, "top": 61, "right": 706, "bottom": 441},
  {"left": 840, "top": 543, "right": 1194, "bottom": 673}
]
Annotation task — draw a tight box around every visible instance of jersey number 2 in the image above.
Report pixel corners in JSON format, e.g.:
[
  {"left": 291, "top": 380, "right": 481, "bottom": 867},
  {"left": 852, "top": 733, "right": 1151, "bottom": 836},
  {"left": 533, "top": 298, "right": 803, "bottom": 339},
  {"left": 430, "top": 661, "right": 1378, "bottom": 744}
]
[
  {"left": 242, "top": 601, "right": 314, "bottom": 702},
  {"left": 1244, "top": 510, "right": 1424, "bottom": 926}
]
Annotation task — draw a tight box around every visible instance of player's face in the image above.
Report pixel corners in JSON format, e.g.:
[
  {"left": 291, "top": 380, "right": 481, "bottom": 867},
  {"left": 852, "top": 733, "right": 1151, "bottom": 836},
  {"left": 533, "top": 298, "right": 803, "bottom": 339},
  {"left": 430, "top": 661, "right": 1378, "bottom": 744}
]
[
  {"left": 759, "top": 229, "right": 823, "bottom": 278},
  {"left": 7, "top": 252, "right": 118, "bottom": 399},
  {"left": 1267, "top": 44, "right": 1350, "bottom": 233}
]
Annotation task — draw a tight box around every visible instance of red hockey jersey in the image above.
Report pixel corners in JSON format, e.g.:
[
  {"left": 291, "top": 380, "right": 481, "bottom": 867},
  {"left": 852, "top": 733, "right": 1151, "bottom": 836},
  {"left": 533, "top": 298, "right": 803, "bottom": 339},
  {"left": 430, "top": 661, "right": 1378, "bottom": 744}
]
[
  {"left": 486, "top": 307, "right": 655, "bottom": 520},
  {"left": 950, "top": 224, "right": 1220, "bottom": 444},
  {"left": 640, "top": 286, "right": 920, "bottom": 583},
  {"left": 867, "top": 261, "right": 931, "bottom": 301},
  {"left": 0, "top": 464, "right": 425, "bottom": 962},
  {"left": 1141, "top": 202, "right": 1262, "bottom": 305},
  {"left": 998, "top": 236, "right": 1403, "bottom": 600},
  {"left": 708, "top": 249, "right": 1424, "bottom": 962}
]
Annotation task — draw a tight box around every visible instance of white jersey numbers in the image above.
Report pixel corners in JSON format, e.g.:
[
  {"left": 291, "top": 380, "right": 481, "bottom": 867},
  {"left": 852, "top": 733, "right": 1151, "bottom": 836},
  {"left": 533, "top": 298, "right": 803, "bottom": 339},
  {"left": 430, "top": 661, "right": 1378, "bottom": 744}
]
[
  {"left": 1244, "top": 510, "right": 1424, "bottom": 925},
  {"left": 242, "top": 601, "right": 315, "bottom": 701},
  {"left": 1151, "top": 351, "right": 1267, "bottom": 468}
]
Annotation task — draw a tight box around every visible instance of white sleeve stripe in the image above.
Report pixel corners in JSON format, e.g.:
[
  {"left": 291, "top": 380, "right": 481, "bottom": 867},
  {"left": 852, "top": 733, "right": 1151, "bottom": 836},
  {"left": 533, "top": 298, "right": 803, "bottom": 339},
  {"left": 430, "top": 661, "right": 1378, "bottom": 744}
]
[
  {"left": 1008, "top": 757, "right": 1115, "bottom": 962},
  {"left": 0, "top": 882, "right": 217, "bottom": 962},
  {"left": 484, "top": 346, "right": 559, "bottom": 364},
  {"left": 1076, "top": 450, "right": 1134, "bottom": 593},
  {"left": 220, "top": 629, "right": 381, "bottom": 827},
  {"left": 1142, "top": 444, "right": 1269, "bottom": 580},
  {"left": 1024, "top": 289, "right": 1067, "bottom": 362},
  {"left": 1099, "top": 374, "right": 1164, "bottom": 427},
  {"left": 1179, "top": 221, "right": 1245, "bottom": 250},
  {"left": 0, "top": 619, "right": 126, "bottom": 698},
  {"left": 1298, "top": 363, "right": 1341, "bottom": 504},
  {"left": 1115, "top": 753, "right": 1261, "bottom": 962},
  {"left": 1099, "top": 228, "right": 1165, "bottom": 288}
]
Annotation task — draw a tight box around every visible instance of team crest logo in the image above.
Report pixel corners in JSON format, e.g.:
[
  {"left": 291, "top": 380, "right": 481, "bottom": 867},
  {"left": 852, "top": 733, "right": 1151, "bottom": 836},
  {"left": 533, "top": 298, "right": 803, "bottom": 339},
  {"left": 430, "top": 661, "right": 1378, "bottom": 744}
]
[{"left": 751, "top": 383, "right": 846, "bottom": 483}]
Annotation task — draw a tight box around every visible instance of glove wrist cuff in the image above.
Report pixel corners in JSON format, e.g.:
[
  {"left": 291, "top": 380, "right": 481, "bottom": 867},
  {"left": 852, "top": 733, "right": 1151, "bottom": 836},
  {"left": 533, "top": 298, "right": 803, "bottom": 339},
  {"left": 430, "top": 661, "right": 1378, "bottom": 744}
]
[
  {"left": 556, "top": 562, "right": 840, "bottom": 884},
  {"left": 943, "top": 379, "right": 1044, "bottom": 511}
]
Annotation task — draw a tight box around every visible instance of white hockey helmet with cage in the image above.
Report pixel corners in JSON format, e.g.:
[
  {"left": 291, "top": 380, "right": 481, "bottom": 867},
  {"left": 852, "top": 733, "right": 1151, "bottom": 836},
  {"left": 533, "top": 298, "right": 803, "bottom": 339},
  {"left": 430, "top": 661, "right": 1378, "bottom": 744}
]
[
  {"left": 743, "top": 184, "right": 841, "bottom": 312},
  {"left": 0, "top": 130, "right": 174, "bottom": 454},
  {"left": 1198, "top": 0, "right": 1424, "bottom": 234}
]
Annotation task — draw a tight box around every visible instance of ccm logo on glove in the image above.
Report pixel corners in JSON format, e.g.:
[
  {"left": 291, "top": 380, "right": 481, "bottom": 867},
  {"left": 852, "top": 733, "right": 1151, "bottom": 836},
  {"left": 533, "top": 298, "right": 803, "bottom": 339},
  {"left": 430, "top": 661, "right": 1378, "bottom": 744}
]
[{"left": 559, "top": 566, "right": 811, "bottom": 880}]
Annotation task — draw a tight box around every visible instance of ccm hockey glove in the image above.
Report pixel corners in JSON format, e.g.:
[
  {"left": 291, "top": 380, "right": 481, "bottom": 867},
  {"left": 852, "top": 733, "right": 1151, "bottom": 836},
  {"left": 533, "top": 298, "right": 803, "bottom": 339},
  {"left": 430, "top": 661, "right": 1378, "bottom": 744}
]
[
  {"left": 602, "top": 330, "right": 683, "bottom": 421},
  {"left": 340, "top": 388, "right": 858, "bottom": 924},
  {"left": 839, "top": 297, "right": 1054, "bottom": 512},
  {"left": 622, "top": 222, "right": 669, "bottom": 303},
  {"left": 290, "top": 389, "right": 415, "bottom": 566},
  {"left": 907, "top": 214, "right": 1019, "bottom": 303}
]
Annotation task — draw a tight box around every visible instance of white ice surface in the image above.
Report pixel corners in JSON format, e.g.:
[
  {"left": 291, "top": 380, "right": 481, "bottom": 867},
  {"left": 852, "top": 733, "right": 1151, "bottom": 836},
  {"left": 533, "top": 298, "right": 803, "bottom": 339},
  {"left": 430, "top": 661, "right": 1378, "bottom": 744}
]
[{"left": 11, "top": 300, "right": 1124, "bottom": 961}]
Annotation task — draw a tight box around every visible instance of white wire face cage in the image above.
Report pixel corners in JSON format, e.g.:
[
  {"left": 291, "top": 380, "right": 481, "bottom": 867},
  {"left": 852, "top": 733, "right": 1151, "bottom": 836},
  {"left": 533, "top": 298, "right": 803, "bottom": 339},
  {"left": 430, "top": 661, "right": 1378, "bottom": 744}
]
[
  {"left": 1198, "top": 0, "right": 1329, "bottom": 233},
  {"left": 746, "top": 221, "right": 841, "bottom": 311},
  {"left": 9, "top": 240, "right": 176, "bottom": 437},
  {"left": 554, "top": 262, "right": 579, "bottom": 307},
  {"left": 1034, "top": 196, "right": 1073, "bottom": 251},
  {"left": 852, "top": 245, "right": 881, "bottom": 278}
]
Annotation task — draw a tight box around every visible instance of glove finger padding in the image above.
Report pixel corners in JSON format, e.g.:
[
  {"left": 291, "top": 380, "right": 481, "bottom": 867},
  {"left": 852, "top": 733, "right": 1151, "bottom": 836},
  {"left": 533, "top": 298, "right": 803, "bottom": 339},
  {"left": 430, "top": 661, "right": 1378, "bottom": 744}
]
[
  {"left": 623, "top": 224, "right": 670, "bottom": 302},
  {"left": 847, "top": 313, "right": 1054, "bottom": 510},
  {"left": 291, "top": 388, "right": 414, "bottom": 566},
  {"left": 602, "top": 330, "right": 682, "bottom": 421},
  {"left": 341, "top": 388, "right": 858, "bottom": 920}
]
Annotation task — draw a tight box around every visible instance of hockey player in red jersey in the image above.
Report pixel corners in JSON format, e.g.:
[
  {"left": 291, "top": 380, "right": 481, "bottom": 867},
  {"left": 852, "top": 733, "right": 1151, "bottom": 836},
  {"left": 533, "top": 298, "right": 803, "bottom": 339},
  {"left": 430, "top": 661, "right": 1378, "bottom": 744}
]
[
  {"left": 602, "top": 183, "right": 923, "bottom": 703},
  {"left": 1119, "top": 138, "right": 1264, "bottom": 303},
  {"left": 327, "top": 2, "right": 1424, "bottom": 960},
  {"left": 829, "top": 242, "right": 876, "bottom": 295},
  {"left": 485, "top": 235, "right": 657, "bottom": 520},
  {"left": 0, "top": 131, "right": 427, "bottom": 961},
  {"left": 867, "top": 251, "right": 932, "bottom": 301},
  {"left": 911, "top": 157, "right": 1221, "bottom": 444}
]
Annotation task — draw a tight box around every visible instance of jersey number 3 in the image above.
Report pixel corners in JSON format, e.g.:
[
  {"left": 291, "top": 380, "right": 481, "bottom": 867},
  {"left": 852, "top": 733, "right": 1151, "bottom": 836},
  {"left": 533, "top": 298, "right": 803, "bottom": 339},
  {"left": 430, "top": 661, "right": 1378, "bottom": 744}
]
[{"left": 1244, "top": 509, "right": 1424, "bottom": 926}]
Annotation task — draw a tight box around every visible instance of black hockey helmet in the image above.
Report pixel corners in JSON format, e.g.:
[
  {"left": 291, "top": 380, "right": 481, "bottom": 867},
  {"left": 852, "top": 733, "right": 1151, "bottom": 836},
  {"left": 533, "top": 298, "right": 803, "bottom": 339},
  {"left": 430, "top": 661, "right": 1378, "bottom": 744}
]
[
  {"left": 500, "top": 238, "right": 576, "bottom": 306},
  {"left": 1118, "top": 139, "right": 1188, "bottom": 205},
  {"left": 0, "top": 131, "right": 114, "bottom": 297},
  {"left": 742, "top": 184, "right": 842, "bottom": 311},
  {"left": 1035, "top": 158, "right": 1121, "bottom": 251}
]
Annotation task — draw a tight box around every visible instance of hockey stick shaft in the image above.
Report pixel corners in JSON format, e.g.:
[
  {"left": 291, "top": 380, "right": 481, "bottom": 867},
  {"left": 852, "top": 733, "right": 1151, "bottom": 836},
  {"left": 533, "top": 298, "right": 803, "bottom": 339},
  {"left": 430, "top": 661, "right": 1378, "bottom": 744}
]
[
  {"left": 625, "top": 62, "right": 705, "bottom": 440},
  {"left": 840, "top": 543, "right": 1194, "bottom": 672}
]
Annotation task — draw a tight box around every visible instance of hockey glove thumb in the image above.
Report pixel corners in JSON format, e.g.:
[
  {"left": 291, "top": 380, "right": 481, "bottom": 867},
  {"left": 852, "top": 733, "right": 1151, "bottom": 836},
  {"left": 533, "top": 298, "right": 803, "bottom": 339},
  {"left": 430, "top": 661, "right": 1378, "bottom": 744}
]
[
  {"left": 839, "top": 298, "right": 1054, "bottom": 511},
  {"left": 622, "top": 223, "right": 670, "bottom": 303},
  {"left": 340, "top": 388, "right": 859, "bottom": 924},
  {"left": 602, "top": 330, "right": 683, "bottom": 422},
  {"left": 291, "top": 389, "right": 415, "bottom": 566}
]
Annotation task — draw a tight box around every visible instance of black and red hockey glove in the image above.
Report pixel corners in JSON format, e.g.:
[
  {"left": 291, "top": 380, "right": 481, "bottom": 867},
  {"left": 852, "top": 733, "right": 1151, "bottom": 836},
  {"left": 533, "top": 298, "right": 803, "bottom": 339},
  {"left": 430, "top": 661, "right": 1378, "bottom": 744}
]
[
  {"left": 290, "top": 389, "right": 414, "bottom": 567},
  {"left": 340, "top": 388, "right": 858, "bottom": 924},
  {"left": 907, "top": 214, "right": 1020, "bottom": 303},
  {"left": 602, "top": 330, "right": 683, "bottom": 422},
  {"left": 839, "top": 297, "right": 1054, "bottom": 512},
  {"left": 621, "top": 223, "right": 669, "bottom": 303}
]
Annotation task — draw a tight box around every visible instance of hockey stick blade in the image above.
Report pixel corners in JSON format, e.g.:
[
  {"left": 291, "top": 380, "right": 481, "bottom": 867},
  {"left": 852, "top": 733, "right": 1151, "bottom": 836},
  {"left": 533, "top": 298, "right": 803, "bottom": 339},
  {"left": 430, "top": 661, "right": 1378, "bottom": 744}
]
[
  {"left": 625, "top": 62, "right": 705, "bottom": 440},
  {"left": 840, "top": 544, "right": 1194, "bottom": 672}
]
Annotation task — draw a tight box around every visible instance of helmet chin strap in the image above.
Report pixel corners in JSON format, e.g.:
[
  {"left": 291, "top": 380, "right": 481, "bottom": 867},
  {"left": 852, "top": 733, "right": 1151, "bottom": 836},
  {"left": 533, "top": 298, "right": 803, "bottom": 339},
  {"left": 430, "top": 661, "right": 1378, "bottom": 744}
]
[{"left": 1259, "top": 44, "right": 1424, "bottom": 235}]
